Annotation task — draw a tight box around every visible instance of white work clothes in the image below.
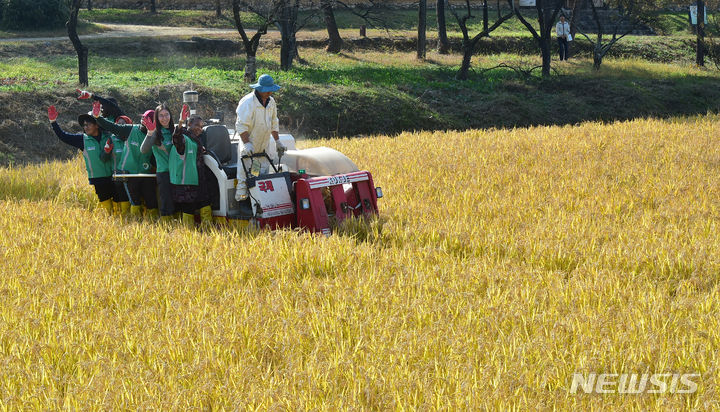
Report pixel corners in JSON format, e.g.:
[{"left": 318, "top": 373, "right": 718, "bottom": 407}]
[
  {"left": 556, "top": 21, "right": 570, "bottom": 38},
  {"left": 235, "top": 91, "right": 280, "bottom": 155}
]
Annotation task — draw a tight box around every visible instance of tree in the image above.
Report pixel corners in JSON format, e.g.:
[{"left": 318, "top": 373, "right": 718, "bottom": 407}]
[
  {"left": 232, "top": 0, "right": 280, "bottom": 82},
  {"left": 574, "top": 0, "right": 658, "bottom": 70},
  {"left": 277, "top": 0, "right": 301, "bottom": 70},
  {"left": 150, "top": 0, "right": 156, "bottom": 13},
  {"left": 450, "top": 0, "right": 514, "bottom": 80},
  {"left": 321, "top": 0, "right": 343, "bottom": 53},
  {"left": 68, "top": 0, "right": 89, "bottom": 86},
  {"left": 512, "top": 0, "right": 564, "bottom": 77},
  {"left": 482, "top": 0, "right": 489, "bottom": 32},
  {"left": 418, "top": 0, "right": 427, "bottom": 59},
  {"left": 216, "top": 0, "right": 222, "bottom": 17},
  {"left": 87, "top": 0, "right": 92, "bottom": 11},
  {"left": 697, "top": 0, "right": 706, "bottom": 66},
  {"left": 437, "top": 0, "right": 450, "bottom": 54}
]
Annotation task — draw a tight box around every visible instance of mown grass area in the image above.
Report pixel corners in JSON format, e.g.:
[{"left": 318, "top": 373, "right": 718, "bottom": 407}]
[
  {"left": 79, "top": 8, "right": 264, "bottom": 29},
  {"left": 79, "top": 7, "right": 700, "bottom": 36},
  {"left": 0, "top": 116, "right": 718, "bottom": 409}
]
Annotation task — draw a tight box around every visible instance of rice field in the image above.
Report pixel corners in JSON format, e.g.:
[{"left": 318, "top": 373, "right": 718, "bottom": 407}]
[{"left": 0, "top": 115, "right": 718, "bottom": 409}]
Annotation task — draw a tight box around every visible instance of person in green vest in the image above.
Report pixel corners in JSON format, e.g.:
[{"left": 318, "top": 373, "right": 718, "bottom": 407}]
[
  {"left": 92, "top": 101, "right": 159, "bottom": 220},
  {"left": 169, "top": 115, "right": 213, "bottom": 228},
  {"left": 141, "top": 103, "right": 180, "bottom": 221},
  {"left": 75, "top": 89, "right": 131, "bottom": 216},
  {"left": 106, "top": 115, "right": 131, "bottom": 217},
  {"left": 48, "top": 105, "right": 115, "bottom": 215}
]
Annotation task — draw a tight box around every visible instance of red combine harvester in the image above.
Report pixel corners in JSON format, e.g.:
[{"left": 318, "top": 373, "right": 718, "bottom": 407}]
[{"left": 202, "top": 126, "right": 383, "bottom": 234}]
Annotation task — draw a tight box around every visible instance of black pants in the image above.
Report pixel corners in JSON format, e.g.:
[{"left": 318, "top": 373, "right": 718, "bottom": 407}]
[
  {"left": 126, "top": 177, "right": 158, "bottom": 209},
  {"left": 176, "top": 200, "right": 211, "bottom": 215},
  {"left": 156, "top": 171, "right": 175, "bottom": 216},
  {"left": 91, "top": 177, "right": 114, "bottom": 202},
  {"left": 113, "top": 181, "right": 128, "bottom": 202},
  {"left": 557, "top": 37, "right": 569, "bottom": 61}
]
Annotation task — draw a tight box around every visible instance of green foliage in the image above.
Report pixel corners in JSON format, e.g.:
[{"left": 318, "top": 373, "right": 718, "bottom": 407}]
[
  {"left": 0, "top": 0, "right": 69, "bottom": 30},
  {"left": 80, "top": 8, "right": 263, "bottom": 28}
]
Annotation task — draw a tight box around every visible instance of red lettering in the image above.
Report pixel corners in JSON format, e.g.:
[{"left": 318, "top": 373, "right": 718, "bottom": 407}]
[{"left": 259, "top": 181, "right": 275, "bottom": 192}]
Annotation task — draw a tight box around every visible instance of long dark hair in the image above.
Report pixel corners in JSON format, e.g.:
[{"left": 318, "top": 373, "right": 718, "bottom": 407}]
[{"left": 153, "top": 103, "right": 175, "bottom": 146}]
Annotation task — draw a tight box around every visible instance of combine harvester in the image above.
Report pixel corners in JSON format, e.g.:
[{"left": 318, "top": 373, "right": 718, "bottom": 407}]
[{"left": 116, "top": 91, "right": 383, "bottom": 234}]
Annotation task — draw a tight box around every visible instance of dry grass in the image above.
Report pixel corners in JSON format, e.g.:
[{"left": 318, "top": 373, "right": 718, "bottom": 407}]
[{"left": 0, "top": 116, "right": 719, "bottom": 409}]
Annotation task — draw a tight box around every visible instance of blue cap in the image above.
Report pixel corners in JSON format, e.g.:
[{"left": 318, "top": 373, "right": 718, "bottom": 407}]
[{"left": 250, "top": 74, "right": 281, "bottom": 92}]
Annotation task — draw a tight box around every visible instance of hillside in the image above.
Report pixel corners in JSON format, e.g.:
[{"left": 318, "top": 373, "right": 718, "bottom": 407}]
[{"left": 1, "top": 34, "right": 720, "bottom": 166}]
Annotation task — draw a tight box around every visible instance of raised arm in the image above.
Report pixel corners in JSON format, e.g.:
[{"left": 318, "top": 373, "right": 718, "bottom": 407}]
[
  {"left": 78, "top": 88, "right": 124, "bottom": 117},
  {"left": 48, "top": 106, "right": 83, "bottom": 151},
  {"left": 140, "top": 114, "right": 157, "bottom": 154},
  {"left": 95, "top": 114, "right": 134, "bottom": 140}
]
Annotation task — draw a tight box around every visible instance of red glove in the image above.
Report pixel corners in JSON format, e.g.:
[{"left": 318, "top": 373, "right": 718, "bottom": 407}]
[
  {"left": 141, "top": 114, "right": 156, "bottom": 132},
  {"left": 180, "top": 104, "right": 190, "bottom": 123},
  {"left": 76, "top": 89, "right": 93, "bottom": 100},
  {"left": 92, "top": 100, "right": 102, "bottom": 118},
  {"left": 48, "top": 105, "right": 58, "bottom": 122},
  {"left": 104, "top": 138, "right": 113, "bottom": 154}
]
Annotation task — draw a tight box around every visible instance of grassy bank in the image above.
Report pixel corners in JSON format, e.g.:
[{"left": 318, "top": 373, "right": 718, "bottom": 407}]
[{"left": 1, "top": 34, "right": 719, "bottom": 164}]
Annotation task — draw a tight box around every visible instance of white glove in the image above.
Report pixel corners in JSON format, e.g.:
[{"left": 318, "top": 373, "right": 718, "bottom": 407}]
[
  {"left": 275, "top": 140, "right": 286, "bottom": 158},
  {"left": 241, "top": 142, "right": 254, "bottom": 156},
  {"left": 235, "top": 183, "right": 248, "bottom": 201}
]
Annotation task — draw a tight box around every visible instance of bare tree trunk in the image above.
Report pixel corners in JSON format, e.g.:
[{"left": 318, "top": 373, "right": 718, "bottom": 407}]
[
  {"left": 570, "top": 0, "right": 583, "bottom": 38},
  {"left": 245, "top": 55, "right": 257, "bottom": 83},
  {"left": 540, "top": 35, "right": 552, "bottom": 76},
  {"left": 458, "top": 43, "right": 474, "bottom": 80},
  {"left": 232, "top": 0, "right": 267, "bottom": 82},
  {"left": 514, "top": 0, "right": 563, "bottom": 77},
  {"left": 150, "top": 0, "right": 156, "bottom": 13},
  {"left": 68, "top": 0, "right": 89, "bottom": 86},
  {"left": 593, "top": 48, "right": 603, "bottom": 70},
  {"left": 437, "top": 0, "right": 449, "bottom": 54},
  {"left": 453, "top": 2, "right": 514, "bottom": 80},
  {"left": 417, "top": 0, "right": 427, "bottom": 59},
  {"left": 697, "top": 0, "right": 705, "bottom": 66},
  {"left": 322, "top": 0, "right": 343, "bottom": 53},
  {"left": 279, "top": 1, "right": 298, "bottom": 70},
  {"left": 216, "top": 0, "right": 222, "bottom": 17},
  {"left": 87, "top": 0, "right": 92, "bottom": 11},
  {"left": 483, "top": 0, "right": 489, "bottom": 32}
]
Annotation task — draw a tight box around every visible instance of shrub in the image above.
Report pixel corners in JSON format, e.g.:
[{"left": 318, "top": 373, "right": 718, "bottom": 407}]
[{"left": 0, "top": 0, "right": 70, "bottom": 31}]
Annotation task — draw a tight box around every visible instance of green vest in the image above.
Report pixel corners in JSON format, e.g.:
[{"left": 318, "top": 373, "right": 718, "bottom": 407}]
[
  {"left": 82, "top": 132, "right": 113, "bottom": 179},
  {"left": 152, "top": 128, "right": 174, "bottom": 173},
  {"left": 169, "top": 135, "right": 199, "bottom": 186},
  {"left": 119, "top": 125, "right": 153, "bottom": 174},
  {"left": 111, "top": 134, "right": 125, "bottom": 171}
]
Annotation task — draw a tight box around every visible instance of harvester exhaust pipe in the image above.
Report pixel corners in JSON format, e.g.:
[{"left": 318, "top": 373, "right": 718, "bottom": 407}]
[{"left": 183, "top": 90, "right": 199, "bottom": 116}]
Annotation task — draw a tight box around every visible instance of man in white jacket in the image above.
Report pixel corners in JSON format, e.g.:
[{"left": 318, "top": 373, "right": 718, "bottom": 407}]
[
  {"left": 555, "top": 15, "right": 571, "bottom": 61},
  {"left": 234, "top": 74, "right": 287, "bottom": 201}
]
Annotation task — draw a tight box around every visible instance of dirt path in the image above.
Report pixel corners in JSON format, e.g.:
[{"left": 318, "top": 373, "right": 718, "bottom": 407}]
[{"left": 0, "top": 23, "right": 239, "bottom": 43}]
